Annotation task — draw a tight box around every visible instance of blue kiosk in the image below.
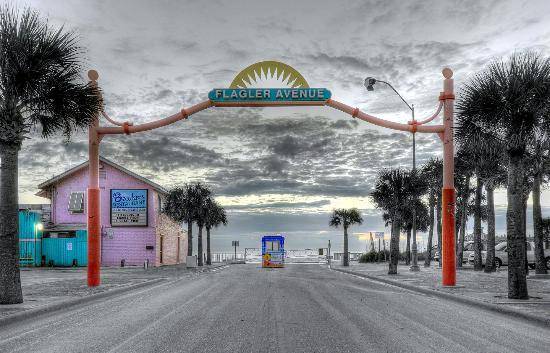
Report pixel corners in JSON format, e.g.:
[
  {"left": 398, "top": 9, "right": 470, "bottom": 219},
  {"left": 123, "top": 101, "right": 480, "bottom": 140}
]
[{"left": 262, "top": 235, "right": 285, "bottom": 268}]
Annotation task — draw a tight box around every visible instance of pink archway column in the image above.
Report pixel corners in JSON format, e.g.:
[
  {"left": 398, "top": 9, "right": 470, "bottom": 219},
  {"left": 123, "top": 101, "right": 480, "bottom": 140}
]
[{"left": 86, "top": 69, "right": 455, "bottom": 287}]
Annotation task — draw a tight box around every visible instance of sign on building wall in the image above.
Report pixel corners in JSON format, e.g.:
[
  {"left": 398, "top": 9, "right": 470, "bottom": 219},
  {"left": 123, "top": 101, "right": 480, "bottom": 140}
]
[{"left": 110, "top": 189, "right": 148, "bottom": 227}]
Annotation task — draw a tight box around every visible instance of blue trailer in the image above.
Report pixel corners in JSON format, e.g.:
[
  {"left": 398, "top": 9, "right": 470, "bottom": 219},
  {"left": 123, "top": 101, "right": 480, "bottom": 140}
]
[{"left": 262, "top": 235, "right": 285, "bottom": 268}]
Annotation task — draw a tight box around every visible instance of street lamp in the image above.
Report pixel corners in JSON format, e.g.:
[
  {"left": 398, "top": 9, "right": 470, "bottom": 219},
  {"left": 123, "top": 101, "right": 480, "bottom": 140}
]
[{"left": 364, "top": 77, "right": 420, "bottom": 272}]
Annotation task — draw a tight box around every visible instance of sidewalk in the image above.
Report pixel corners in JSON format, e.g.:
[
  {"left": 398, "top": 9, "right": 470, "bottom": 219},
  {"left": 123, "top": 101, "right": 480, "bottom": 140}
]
[
  {"left": 332, "top": 261, "right": 550, "bottom": 325},
  {"left": 0, "top": 263, "right": 227, "bottom": 320}
]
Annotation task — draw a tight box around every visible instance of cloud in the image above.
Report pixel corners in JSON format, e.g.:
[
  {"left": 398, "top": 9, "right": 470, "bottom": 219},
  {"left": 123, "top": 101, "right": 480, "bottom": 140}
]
[{"left": 15, "top": 0, "right": 550, "bottom": 245}]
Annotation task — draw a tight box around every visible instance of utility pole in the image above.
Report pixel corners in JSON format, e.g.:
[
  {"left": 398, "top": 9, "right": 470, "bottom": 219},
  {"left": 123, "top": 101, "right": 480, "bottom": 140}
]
[
  {"left": 328, "top": 239, "right": 331, "bottom": 268},
  {"left": 232, "top": 240, "right": 239, "bottom": 261}
]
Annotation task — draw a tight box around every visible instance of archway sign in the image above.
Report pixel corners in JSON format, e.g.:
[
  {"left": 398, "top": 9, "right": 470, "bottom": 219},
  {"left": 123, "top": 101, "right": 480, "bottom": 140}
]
[{"left": 87, "top": 60, "right": 456, "bottom": 287}]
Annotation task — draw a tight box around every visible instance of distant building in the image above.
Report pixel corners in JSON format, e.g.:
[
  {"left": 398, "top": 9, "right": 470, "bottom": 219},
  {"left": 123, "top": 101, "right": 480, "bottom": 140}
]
[{"left": 35, "top": 156, "right": 186, "bottom": 267}]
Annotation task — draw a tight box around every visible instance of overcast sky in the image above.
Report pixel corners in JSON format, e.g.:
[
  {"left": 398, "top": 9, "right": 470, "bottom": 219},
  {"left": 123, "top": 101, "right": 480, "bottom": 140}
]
[{"left": 14, "top": 0, "right": 550, "bottom": 252}]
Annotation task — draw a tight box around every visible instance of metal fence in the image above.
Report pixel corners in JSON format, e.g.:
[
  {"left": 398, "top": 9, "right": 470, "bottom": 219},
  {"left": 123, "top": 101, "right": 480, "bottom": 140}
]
[
  {"left": 243, "top": 248, "right": 328, "bottom": 264},
  {"left": 210, "top": 253, "right": 245, "bottom": 263},
  {"left": 332, "top": 252, "right": 363, "bottom": 262}
]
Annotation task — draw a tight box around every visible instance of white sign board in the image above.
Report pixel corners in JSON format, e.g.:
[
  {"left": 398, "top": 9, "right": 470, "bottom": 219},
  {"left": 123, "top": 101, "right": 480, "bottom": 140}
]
[
  {"left": 374, "top": 232, "right": 385, "bottom": 239},
  {"left": 111, "top": 189, "right": 148, "bottom": 227}
]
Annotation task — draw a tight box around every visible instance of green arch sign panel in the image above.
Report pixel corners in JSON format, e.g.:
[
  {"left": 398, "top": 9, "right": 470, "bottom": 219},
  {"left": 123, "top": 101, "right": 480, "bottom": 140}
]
[{"left": 208, "top": 88, "right": 331, "bottom": 103}]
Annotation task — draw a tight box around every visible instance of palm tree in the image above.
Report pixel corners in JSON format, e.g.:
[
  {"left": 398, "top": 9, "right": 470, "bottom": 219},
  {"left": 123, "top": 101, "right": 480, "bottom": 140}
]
[
  {"left": 0, "top": 8, "right": 101, "bottom": 304},
  {"left": 420, "top": 158, "right": 442, "bottom": 267},
  {"left": 527, "top": 136, "right": 550, "bottom": 274},
  {"left": 478, "top": 140, "right": 507, "bottom": 273},
  {"left": 204, "top": 199, "right": 228, "bottom": 265},
  {"left": 402, "top": 199, "right": 430, "bottom": 265},
  {"left": 192, "top": 183, "right": 212, "bottom": 267},
  {"left": 456, "top": 52, "right": 550, "bottom": 299},
  {"left": 329, "top": 208, "right": 363, "bottom": 267},
  {"left": 456, "top": 131, "right": 506, "bottom": 272},
  {"left": 454, "top": 149, "right": 474, "bottom": 268},
  {"left": 371, "top": 169, "right": 413, "bottom": 274},
  {"left": 163, "top": 184, "right": 196, "bottom": 258}
]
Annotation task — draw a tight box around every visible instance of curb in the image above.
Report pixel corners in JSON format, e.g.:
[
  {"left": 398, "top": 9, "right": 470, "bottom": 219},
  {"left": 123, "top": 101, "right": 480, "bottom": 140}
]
[
  {"left": 331, "top": 267, "right": 550, "bottom": 328},
  {"left": 0, "top": 278, "right": 166, "bottom": 327}
]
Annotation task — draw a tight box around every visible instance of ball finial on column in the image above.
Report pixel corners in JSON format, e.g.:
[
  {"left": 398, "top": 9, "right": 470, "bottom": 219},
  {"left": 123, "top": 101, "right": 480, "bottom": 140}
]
[
  {"left": 88, "top": 70, "right": 99, "bottom": 81},
  {"left": 442, "top": 68, "right": 453, "bottom": 79}
]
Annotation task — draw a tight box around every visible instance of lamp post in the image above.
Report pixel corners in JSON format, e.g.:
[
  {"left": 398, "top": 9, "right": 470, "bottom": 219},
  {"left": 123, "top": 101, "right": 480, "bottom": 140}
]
[{"left": 364, "top": 77, "right": 420, "bottom": 271}]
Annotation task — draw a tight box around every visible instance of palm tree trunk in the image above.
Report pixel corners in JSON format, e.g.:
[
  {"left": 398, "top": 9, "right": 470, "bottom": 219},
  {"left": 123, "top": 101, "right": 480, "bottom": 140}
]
[
  {"left": 389, "top": 218, "right": 400, "bottom": 275},
  {"left": 457, "top": 174, "right": 470, "bottom": 268},
  {"left": 197, "top": 225, "right": 203, "bottom": 266},
  {"left": 0, "top": 143, "right": 23, "bottom": 304},
  {"left": 473, "top": 177, "right": 483, "bottom": 271},
  {"left": 187, "top": 221, "right": 193, "bottom": 257},
  {"left": 406, "top": 228, "right": 411, "bottom": 265},
  {"left": 206, "top": 227, "right": 212, "bottom": 265},
  {"left": 424, "top": 190, "right": 435, "bottom": 267},
  {"left": 485, "top": 183, "right": 496, "bottom": 272},
  {"left": 533, "top": 172, "right": 547, "bottom": 274},
  {"left": 507, "top": 155, "right": 528, "bottom": 299},
  {"left": 343, "top": 225, "right": 349, "bottom": 267},
  {"left": 436, "top": 191, "right": 442, "bottom": 268}
]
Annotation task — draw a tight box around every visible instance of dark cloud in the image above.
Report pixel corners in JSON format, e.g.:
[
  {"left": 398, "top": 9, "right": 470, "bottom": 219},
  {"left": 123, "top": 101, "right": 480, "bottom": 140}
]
[{"left": 110, "top": 136, "right": 228, "bottom": 172}]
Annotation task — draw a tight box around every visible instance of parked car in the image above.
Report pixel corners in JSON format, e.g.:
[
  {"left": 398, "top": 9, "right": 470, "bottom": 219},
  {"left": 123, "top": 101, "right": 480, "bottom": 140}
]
[
  {"left": 468, "top": 241, "right": 536, "bottom": 268},
  {"left": 434, "top": 241, "right": 484, "bottom": 263},
  {"left": 462, "top": 241, "right": 486, "bottom": 263}
]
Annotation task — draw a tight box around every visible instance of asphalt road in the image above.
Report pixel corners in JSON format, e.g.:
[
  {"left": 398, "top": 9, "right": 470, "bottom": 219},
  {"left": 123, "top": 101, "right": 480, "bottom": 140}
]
[{"left": 1, "top": 264, "right": 549, "bottom": 353}]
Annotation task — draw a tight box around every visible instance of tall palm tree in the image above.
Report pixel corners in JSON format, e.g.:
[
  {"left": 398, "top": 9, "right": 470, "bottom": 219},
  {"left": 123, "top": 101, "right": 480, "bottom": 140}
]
[
  {"left": 163, "top": 184, "right": 196, "bottom": 258},
  {"left": 371, "top": 169, "right": 413, "bottom": 274},
  {"left": 192, "top": 183, "right": 212, "bottom": 267},
  {"left": 0, "top": 8, "right": 101, "bottom": 304},
  {"left": 454, "top": 149, "right": 474, "bottom": 268},
  {"left": 527, "top": 135, "right": 550, "bottom": 274},
  {"left": 402, "top": 199, "right": 430, "bottom": 265},
  {"left": 204, "top": 199, "right": 227, "bottom": 265},
  {"left": 456, "top": 132, "right": 506, "bottom": 272},
  {"left": 329, "top": 208, "right": 363, "bottom": 267},
  {"left": 478, "top": 140, "right": 507, "bottom": 273},
  {"left": 456, "top": 52, "right": 550, "bottom": 299},
  {"left": 420, "top": 158, "right": 442, "bottom": 267}
]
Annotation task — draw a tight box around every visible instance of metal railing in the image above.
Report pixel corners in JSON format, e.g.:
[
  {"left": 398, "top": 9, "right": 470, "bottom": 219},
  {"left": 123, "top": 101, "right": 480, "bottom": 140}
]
[
  {"left": 243, "top": 248, "right": 328, "bottom": 264},
  {"left": 332, "top": 252, "right": 364, "bottom": 262},
  {"left": 210, "top": 253, "right": 245, "bottom": 263}
]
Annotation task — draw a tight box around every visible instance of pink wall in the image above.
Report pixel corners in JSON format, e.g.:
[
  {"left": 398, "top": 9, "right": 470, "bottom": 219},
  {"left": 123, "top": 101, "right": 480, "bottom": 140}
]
[{"left": 50, "top": 162, "right": 162, "bottom": 266}]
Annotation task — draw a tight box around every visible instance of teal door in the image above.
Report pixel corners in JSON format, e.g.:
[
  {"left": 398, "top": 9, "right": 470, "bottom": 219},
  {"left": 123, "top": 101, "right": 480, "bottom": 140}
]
[{"left": 18, "top": 211, "right": 42, "bottom": 266}]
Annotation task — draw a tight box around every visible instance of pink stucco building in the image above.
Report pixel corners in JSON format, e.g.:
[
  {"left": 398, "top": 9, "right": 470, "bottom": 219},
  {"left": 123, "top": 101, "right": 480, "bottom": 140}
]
[{"left": 37, "top": 156, "right": 186, "bottom": 267}]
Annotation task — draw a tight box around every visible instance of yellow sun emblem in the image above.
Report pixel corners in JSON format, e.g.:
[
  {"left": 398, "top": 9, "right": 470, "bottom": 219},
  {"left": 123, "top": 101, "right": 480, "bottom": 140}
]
[{"left": 229, "top": 61, "right": 309, "bottom": 89}]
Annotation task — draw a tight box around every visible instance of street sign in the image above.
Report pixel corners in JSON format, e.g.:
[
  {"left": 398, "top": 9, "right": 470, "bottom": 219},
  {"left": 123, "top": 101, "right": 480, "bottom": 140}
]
[
  {"left": 232, "top": 240, "right": 239, "bottom": 247},
  {"left": 208, "top": 88, "right": 331, "bottom": 104},
  {"left": 374, "top": 232, "right": 385, "bottom": 239}
]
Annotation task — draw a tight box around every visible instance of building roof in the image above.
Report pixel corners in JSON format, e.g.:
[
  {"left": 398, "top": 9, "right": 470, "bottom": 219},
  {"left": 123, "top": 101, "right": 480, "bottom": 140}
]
[{"left": 37, "top": 156, "right": 168, "bottom": 195}]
